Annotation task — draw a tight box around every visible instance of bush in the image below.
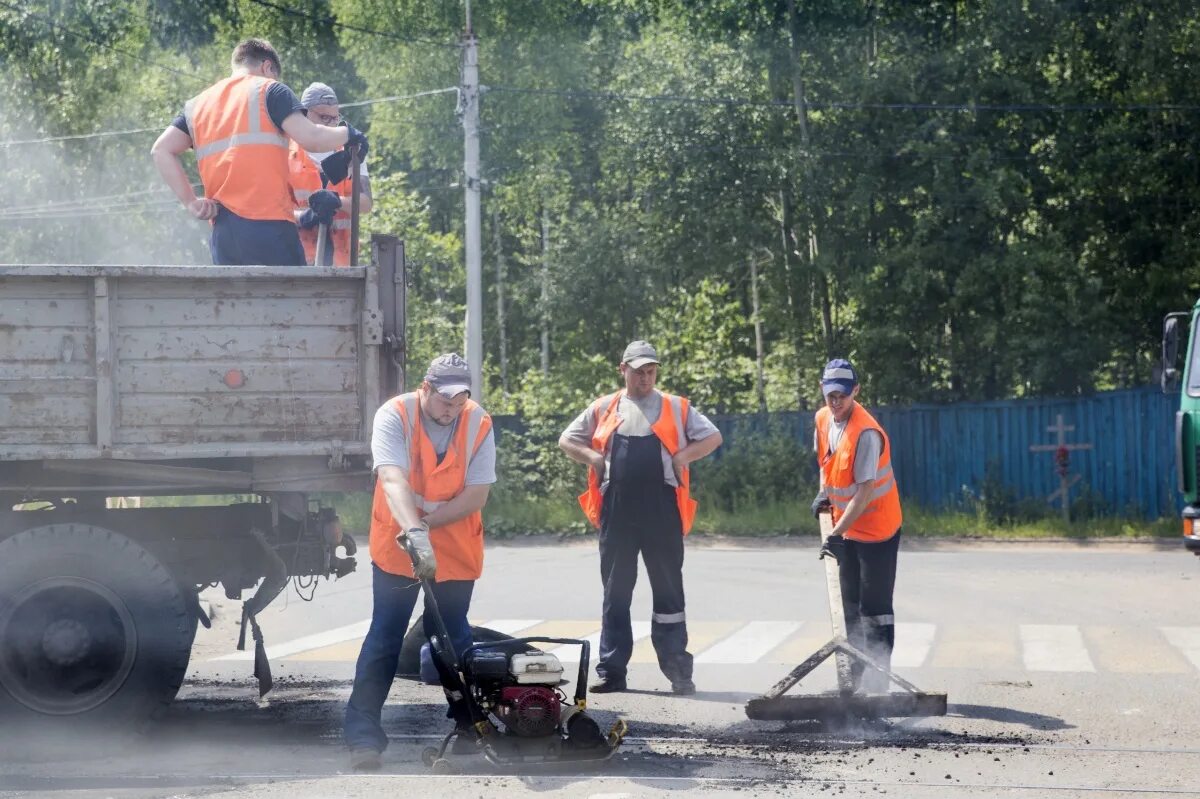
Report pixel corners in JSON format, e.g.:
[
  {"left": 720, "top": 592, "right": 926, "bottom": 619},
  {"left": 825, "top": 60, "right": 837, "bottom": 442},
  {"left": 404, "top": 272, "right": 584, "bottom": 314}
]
[{"left": 691, "top": 418, "right": 816, "bottom": 512}]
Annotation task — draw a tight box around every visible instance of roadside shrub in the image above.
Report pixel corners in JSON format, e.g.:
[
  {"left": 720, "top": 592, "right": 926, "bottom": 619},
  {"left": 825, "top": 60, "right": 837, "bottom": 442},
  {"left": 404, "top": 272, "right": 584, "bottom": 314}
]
[{"left": 691, "top": 418, "right": 815, "bottom": 512}]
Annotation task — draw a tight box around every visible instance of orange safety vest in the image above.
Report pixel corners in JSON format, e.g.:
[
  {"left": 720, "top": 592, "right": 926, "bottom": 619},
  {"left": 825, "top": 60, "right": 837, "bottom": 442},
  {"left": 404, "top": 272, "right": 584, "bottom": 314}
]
[
  {"left": 577, "top": 390, "right": 699, "bottom": 535},
  {"left": 288, "top": 141, "right": 354, "bottom": 266},
  {"left": 183, "top": 74, "right": 295, "bottom": 222},
  {"left": 368, "top": 393, "right": 493, "bottom": 581},
  {"left": 815, "top": 404, "right": 903, "bottom": 543}
]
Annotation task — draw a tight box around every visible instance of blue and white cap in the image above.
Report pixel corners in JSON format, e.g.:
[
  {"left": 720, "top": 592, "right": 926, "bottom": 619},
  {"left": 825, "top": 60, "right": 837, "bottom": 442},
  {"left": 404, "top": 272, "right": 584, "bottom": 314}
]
[{"left": 821, "top": 358, "right": 858, "bottom": 397}]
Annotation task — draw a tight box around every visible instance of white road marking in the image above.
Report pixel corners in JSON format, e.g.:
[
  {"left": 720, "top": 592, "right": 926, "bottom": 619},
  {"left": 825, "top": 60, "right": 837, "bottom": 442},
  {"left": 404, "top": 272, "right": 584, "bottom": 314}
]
[
  {"left": 551, "top": 621, "right": 650, "bottom": 662},
  {"left": 477, "top": 619, "right": 541, "bottom": 636},
  {"left": 212, "top": 619, "right": 371, "bottom": 661},
  {"left": 695, "top": 621, "right": 802, "bottom": 664},
  {"left": 1161, "top": 626, "right": 1200, "bottom": 671},
  {"left": 1019, "top": 624, "right": 1095, "bottom": 672},
  {"left": 892, "top": 622, "right": 936, "bottom": 667}
]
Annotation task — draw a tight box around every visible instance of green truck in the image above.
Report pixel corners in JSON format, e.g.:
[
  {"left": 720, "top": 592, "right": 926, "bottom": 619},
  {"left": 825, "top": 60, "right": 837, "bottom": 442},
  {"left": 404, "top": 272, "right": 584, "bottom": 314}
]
[{"left": 1163, "top": 310, "right": 1200, "bottom": 554}]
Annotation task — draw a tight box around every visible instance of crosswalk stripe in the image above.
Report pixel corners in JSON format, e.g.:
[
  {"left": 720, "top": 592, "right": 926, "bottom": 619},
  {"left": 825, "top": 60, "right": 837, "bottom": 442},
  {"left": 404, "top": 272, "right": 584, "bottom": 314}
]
[
  {"left": 633, "top": 620, "right": 742, "bottom": 663},
  {"left": 207, "top": 619, "right": 1200, "bottom": 672},
  {"left": 1161, "top": 626, "right": 1200, "bottom": 671},
  {"left": 695, "top": 621, "right": 802, "bottom": 664},
  {"left": 893, "top": 622, "right": 937, "bottom": 668},
  {"left": 928, "top": 623, "right": 1018, "bottom": 669},
  {"left": 552, "top": 622, "right": 651, "bottom": 663},
  {"left": 211, "top": 619, "right": 371, "bottom": 662},
  {"left": 1019, "top": 624, "right": 1095, "bottom": 672},
  {"left": 477, "top": 619, "right": 541, "bottom": 636},
  {"left": 1083, "top": 626, "right": 1191, "bottom": 673}
]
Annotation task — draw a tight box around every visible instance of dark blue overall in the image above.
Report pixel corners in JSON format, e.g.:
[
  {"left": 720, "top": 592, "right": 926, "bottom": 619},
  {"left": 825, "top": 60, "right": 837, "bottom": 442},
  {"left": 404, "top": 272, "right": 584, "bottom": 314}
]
[{"left": 596, "top": 432, "right": 692, "bottom": 684}]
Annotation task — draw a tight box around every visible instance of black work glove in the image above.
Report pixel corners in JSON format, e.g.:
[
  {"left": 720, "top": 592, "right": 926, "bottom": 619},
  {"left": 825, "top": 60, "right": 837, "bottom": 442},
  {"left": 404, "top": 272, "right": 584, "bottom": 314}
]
[
  {"left": 343, "top": 123, "right": 369, "bottom": 159},
  {"left": 811, "top": 490, "right": 832, "bottom": 519},
  {"left": 308, "top": 189, "right": 342, "bottom": 220},
  {"left": 318, "top": 149, "right": 351, "bottom": 186},
  {"left": 298, "top": 209, "right": 320, "bottom": 230},
  {"left": 819, "top": 533, "right": 845, "bottom": 562}
]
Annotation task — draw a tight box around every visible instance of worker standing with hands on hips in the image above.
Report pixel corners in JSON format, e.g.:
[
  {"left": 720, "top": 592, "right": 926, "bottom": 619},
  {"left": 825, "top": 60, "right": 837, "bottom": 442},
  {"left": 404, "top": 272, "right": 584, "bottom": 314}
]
[
  {"left": 288, "top": 82, "right": 373, "bottom": 266},
  {"left": 559, "top": 341, "right": 723, "bottom": 696},
  {"left": 151, "top": 38, "right": 369, "bottom": 266},
  {"left": 343, "top": 354, "right": 496, "bottom": 771},
  {"left": 811, "top": 358, "right": 903, "bottom": 694}
]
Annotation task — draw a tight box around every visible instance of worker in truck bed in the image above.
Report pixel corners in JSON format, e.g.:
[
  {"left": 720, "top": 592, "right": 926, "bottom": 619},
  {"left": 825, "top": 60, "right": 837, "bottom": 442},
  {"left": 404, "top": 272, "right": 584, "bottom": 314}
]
[
  {"left": 288, "top": 82, "right": 372, "bottom": 266},
  {"left": 151, "top": 38, "right": 369, "bottom": 266},
  {"left": 811, "top": 358, "right": 904, "bottom": 694}
]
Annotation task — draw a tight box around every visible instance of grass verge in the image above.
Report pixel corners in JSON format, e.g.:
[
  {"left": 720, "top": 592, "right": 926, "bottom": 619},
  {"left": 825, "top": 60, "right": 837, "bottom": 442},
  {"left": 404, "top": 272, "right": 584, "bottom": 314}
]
[{"left": 134, "top": 492, "right": 1180, "bottom": 540}]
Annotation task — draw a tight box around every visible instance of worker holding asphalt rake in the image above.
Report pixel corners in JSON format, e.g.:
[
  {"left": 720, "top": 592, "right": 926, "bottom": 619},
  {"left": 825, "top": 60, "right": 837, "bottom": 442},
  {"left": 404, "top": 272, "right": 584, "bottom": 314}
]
[{"left": 811, "top": 358, "right": 904, "bottom": 694}]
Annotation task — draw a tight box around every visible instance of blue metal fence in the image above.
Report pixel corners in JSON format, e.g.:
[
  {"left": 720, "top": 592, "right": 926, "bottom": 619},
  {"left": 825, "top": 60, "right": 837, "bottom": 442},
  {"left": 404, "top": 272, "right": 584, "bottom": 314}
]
[
  {"left": 495, "top": 386, "right": 1178, "bottom": 519},
  {"left": 711, "top": 387, "right": 1177, "bottom": 519}
]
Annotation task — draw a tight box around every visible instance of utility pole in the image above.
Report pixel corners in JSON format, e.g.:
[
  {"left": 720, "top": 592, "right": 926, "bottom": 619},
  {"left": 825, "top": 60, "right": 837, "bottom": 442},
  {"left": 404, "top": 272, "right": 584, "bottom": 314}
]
[
  {"left": 540, "top": 206, "right": 550, "bottom": 375},
  {"left": 461, "top": 0, "right": 483, "bottom": 398},
  {"left": 492, "top": 206, "right": 508, "bottom": 394}
]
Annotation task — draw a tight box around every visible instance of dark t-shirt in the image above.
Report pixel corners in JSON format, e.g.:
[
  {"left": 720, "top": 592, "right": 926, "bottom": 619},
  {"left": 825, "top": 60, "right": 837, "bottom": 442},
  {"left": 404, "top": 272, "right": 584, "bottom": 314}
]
[{"left": 171, "top": 81, "right": 304, "bottom": 139}]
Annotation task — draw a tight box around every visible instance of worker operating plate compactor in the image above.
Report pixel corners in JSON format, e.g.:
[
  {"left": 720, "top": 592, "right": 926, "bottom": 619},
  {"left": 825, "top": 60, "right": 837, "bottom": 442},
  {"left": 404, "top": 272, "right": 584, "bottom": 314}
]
[{"left": 399, "top": 537, "right": 627, "bottom": 772}]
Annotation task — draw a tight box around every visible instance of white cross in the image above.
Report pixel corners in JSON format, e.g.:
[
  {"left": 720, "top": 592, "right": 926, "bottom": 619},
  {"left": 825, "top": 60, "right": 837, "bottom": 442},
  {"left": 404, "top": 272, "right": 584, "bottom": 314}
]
[{"left": 1029, "top": 414, "right": 1093, "bottom": 520}]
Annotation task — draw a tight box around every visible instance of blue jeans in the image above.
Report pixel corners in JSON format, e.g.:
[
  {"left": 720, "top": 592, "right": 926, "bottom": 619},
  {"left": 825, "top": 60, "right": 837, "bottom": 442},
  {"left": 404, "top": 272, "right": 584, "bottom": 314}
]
[{"left": 343, "top": 565, "right": 475, "bottom": 753}]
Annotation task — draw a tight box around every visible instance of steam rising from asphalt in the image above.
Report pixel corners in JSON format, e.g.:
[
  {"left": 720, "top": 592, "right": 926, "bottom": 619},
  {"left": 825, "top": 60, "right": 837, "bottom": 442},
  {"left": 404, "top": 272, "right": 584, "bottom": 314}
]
[{"left": 0, "top": 97, "right": 211, "bottom": 266}]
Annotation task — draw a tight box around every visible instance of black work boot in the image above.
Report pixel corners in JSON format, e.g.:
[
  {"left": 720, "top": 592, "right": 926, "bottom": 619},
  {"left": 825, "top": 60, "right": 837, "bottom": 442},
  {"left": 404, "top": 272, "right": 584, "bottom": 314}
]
[{"left": 590, "top": 676, "right": 627, "bottom": 693}]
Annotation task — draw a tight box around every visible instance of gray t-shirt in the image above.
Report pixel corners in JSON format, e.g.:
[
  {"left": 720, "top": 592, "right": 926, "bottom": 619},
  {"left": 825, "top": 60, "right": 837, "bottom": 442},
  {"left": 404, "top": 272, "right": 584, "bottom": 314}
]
[
  {"left": 815, "top": 419, "right": 881, "bottom": 493},
  {"left": 561, "top": 389, "right": 719, "bottom": 489},
  {"left": 371, "top": 400, "right": 496, "bottom": 486}
]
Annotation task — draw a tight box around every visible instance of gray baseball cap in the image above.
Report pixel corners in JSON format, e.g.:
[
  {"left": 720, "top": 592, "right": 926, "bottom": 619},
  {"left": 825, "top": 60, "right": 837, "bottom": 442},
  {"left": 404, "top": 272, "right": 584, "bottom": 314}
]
[
  {"left": 424, "top": 353, "right": 472, "bottom": 398},
  {"left": 622, "top": 340, "right": 660, "bottom": 370},
  {"left": 300, "top": 82, "right": 339, "bottom": 109}
]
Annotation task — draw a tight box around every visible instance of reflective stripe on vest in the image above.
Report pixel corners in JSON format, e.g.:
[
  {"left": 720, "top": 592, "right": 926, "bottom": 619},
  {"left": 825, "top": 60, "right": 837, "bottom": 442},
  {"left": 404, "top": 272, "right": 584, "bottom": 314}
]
[
  {"left": 187, "top": 79, "right": 288, "bottom": 162},
  {"left": 828, "top": 464, "right": 894, "bottom": 508}
]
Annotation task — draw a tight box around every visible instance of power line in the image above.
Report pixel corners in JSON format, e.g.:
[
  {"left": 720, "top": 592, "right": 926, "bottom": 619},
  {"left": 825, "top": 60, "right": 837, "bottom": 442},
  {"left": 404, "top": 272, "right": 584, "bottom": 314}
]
[
  {"left": 0, "top": 187, "right": 200, "bottom": 217},
  {"left": 0, "top": 127, "right": 160, "bottom": 148},
  {"left": 488, "top": 85, "right": 1200, "bottom": 114},
  {"left": 241, "top": 0, "right": 458, "bottom": 48},
  {"left": 0, "top": 88, "right": 457, "bottom": 147},
  {"left": 0, "top": 0, "right": 206, "bottom": 87},
  {"left": 0, "top": 204, "right": 180, "bottom": 223},
  {"left": 339, "top": 87, "right": 458, "bottom": 109}
]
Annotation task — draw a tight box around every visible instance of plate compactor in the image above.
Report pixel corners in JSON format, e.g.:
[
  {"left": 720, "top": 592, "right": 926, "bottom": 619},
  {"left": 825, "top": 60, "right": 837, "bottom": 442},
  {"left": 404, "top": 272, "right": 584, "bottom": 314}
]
[
  {"left": 400, "top": 538, "right": 627, "bottom": 772},
  {"left": 746, "top": 513, "right": 947, "bottom": 723}
]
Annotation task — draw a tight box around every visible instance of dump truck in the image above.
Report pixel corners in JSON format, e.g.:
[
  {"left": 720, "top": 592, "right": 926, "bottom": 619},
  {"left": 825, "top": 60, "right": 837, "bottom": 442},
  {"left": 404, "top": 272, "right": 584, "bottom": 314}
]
[
  {"left": 0, "top": 236, "right": 405, "bottom": 728},
  {"left": 1162, "top": 306, "right": 1200, "bottom": 555}
]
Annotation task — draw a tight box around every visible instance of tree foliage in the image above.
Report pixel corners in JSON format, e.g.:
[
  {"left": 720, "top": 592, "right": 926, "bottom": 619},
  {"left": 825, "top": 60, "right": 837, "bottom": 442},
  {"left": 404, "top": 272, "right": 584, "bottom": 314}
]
[{"left": 3, "top": 0, "right": 1199, "bottom": 412}]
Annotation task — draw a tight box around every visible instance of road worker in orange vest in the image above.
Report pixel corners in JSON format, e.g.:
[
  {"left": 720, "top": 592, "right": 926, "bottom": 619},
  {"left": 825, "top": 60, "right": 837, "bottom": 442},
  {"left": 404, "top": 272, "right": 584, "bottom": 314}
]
[
  {"left": 559, "top": 341, "right": 723, "bottom": 696},
  {"left": 151, "top": 38, "right": 369, "bottom": 265},
  {"left": 343, "top": 353, "right": 495, "bottom": 771},
  {"left": 289, "top": 82, "right": 373, "bottom": 266},
  {"left": 811, "top": 358, "right": 904, "bottom": 693}
]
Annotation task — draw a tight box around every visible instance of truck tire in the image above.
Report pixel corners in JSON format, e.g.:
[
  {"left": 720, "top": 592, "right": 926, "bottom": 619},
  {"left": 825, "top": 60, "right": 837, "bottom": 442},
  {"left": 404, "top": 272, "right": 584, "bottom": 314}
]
[{"left": 0, "top": 523, "right": 195, "bottom": 732}]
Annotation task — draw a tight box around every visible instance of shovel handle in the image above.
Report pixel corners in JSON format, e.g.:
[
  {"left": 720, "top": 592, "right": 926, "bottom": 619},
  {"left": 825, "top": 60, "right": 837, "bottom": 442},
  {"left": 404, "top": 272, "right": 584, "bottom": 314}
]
[
  {"left": 349, "top": 146, "right": 361, "bottom": 266},
  {"left": 314, "top": 223, "right": 331, "bottom": 266}
]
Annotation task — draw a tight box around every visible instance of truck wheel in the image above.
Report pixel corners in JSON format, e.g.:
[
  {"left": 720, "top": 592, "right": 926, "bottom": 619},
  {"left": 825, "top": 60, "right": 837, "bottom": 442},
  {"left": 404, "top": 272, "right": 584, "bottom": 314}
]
[{"left": 0, "top": 524, "right": 195, "bottom": 730}]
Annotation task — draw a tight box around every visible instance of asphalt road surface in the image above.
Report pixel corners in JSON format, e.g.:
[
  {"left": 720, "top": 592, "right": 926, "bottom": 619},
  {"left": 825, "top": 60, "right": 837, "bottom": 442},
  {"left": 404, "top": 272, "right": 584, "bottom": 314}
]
[{"left": 4, "top": 537, "right": 1200, "bottom": 798}]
